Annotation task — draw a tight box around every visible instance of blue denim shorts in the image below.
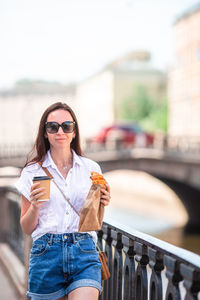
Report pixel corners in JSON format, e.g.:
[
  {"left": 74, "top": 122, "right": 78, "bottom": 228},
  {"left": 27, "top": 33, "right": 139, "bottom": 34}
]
[{"left": 27, "top": 233, "right": 102, "bottom": 299}]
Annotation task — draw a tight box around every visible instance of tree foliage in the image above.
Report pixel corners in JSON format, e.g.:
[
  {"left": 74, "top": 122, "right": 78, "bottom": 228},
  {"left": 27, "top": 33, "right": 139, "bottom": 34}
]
[
  {"left": 122, "top": 85, "right": 153, "bottom": 121},
  {"left": 121, "top": 84, "right": 168, "bottom": 133}
]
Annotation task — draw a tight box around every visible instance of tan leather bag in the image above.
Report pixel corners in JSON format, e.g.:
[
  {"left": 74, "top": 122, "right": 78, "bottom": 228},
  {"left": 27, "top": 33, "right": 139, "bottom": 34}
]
[{"left": 99, "top": 250, "right": 110, "bottom": 280}]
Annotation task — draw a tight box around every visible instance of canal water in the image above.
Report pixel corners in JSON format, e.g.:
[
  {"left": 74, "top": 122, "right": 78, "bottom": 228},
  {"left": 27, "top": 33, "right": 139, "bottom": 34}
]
[{"left": 104, "top": 170, "right": 200, "bottom": 255}]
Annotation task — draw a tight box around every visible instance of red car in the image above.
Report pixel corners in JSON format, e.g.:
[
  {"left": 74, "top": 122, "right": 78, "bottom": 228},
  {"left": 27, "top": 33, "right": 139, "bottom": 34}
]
[{"left": 89, "top": 124, "right": 154, "bottom": 149}]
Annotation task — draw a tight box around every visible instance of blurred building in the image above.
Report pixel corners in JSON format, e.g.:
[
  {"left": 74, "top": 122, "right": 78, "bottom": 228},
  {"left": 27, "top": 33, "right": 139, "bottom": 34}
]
[
  {"left": 0, "top": 80, "right": 75, "bottom": 146},
  {"left": 75, "top": 50, "right": 166, "bottom": 139},
  {"left": 169, "top": 3, "right": 200, "bottom": 139}
]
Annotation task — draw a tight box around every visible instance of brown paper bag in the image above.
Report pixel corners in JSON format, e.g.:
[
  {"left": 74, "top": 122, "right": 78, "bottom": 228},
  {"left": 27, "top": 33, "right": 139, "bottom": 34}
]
[{"left": 78, "top": 184, "right": 105, "bottom": 232}]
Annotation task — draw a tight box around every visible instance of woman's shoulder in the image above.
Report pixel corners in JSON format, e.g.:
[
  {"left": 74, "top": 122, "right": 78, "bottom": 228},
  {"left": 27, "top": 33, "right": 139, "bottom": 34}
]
[
  {"left": 22, "top": 162, "right": 40, "bottom": 174},
  {"left": 79, "top": 155, "right": 101, "bottom": 173},
  {"left": 15, "top": 162, "right": 41, "bottom": 198}
]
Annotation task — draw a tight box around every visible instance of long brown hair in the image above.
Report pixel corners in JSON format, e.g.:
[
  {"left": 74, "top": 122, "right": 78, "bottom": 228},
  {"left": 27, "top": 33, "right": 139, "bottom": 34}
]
[{"left": 25, "top": 102, "right": 83, "bottom": 166}]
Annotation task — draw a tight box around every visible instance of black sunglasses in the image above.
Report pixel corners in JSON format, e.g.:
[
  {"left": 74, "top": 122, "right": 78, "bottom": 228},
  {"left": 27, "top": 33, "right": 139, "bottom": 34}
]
[{"left": 45, "top": 121, "right": 76, "bottom": 134}]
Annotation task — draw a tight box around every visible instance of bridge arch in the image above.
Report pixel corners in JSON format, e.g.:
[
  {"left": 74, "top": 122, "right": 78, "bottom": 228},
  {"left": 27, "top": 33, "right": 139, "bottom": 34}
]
[
  {"left": 98, "top": 155, "right": 200, "bottom": 234},
  {"left": 156, "top": 176, "right": 200, "bottom": 234}
]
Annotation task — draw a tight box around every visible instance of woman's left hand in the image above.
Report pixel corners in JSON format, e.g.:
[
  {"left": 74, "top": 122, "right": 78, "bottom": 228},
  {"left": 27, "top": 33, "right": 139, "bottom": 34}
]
[{"left": 100, "top": 183, "right": 111, "bottom": 206}]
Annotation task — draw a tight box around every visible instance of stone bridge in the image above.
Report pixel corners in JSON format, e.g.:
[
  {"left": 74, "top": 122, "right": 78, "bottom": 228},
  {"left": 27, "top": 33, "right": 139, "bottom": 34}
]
[
  {"left": 88, "top": 148, "right": 200, "bottom": 233},
  {"left": 1, "top": 147, "right": 200, "bottom": 233}
]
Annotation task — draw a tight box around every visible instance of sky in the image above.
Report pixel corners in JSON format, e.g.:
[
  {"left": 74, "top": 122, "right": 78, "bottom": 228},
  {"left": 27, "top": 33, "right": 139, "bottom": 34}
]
[{"left": 1, "top": 0, "right": 199, "bottom": 89}]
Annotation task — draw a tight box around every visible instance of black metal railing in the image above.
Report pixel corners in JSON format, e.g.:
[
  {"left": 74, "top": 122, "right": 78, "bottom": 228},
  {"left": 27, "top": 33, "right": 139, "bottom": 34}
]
[
  {"left": 0, "top": 186, "right": 25, "bottom": 263},
  {"left": 98, "top": 222, "right": 200, "bottom": 300},
  {"left": 0, "top": 186, "right": 200, "bottom": 299}
]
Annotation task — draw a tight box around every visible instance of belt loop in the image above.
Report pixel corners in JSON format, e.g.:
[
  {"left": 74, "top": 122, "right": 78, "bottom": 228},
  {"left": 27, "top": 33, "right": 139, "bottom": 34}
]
[
  {"left": 72, "top": 233, "right": 76, "bottom": 244},
  {"left": 48, "top": 234, "right": 53, "bottom": 245},
  {"left": 62, "top": 234, "right": 65, "bottom": 242}
]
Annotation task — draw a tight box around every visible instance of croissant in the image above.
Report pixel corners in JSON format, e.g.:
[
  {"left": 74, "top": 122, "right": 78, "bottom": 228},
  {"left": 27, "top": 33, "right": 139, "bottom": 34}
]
[{"left": 90, "top": 171, "right": 107, "bottom": 185}]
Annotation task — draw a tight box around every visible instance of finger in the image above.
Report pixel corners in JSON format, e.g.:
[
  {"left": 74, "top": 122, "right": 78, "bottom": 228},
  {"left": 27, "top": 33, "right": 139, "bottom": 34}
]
[
  {"left": 105, "top": 184, "right": 110, "bottom": 193},
  {"left": 31, "top": 191, "right": 46, "bottom": 201},
  {"left": 31, "top": 182, "right": 40, "bottom": 192},
  {"left": 31, "top": 187, "right": 45, "bottom": 197},
  {"left": 101, "top": 191, "right": 111, "bottom": 200},
  {"left": 101, "top": 188, "right": 110, "bottom": 195},
  {"left": 101, "top": 194, "right": 111, "bottom": 199},
  {"left": 100, "top": 188, "right": 106, "bottom": 194},
  {"left": 100, "top": 199, "right": 109, "bottom": 206},
  {"left": 30, "top": 187, "right": 46, "bottom": 197},
  {"left": 101, "top": 185, "right": 110, "bottom": 194}
]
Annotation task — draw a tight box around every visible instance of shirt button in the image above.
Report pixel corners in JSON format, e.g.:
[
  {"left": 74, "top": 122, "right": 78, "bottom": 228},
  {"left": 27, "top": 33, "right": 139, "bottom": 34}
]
[
  {"left": 66, "top": 226, "right": 70, "bottom": 230},
  {"left": 66, "top": 211, "right": 69, "bottom": 215},
  {"left": 65, "top": 183, "right": 67, "bottom": 186}
]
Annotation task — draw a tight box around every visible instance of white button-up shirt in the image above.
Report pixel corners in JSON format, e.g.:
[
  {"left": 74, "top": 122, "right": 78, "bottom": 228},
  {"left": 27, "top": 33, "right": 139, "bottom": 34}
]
[{"left": 15, "top": 150, "right": 102, "bottom": 242}]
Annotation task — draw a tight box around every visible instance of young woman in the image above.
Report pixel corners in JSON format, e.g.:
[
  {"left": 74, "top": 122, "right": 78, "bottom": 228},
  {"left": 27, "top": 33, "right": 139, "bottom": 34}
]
[{"left": 15, "top": 102, "right": 111, "bottom": 300}]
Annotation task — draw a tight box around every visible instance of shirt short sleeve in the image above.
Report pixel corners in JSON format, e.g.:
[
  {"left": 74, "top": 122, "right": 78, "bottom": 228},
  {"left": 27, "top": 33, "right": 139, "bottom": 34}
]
[
  {"left": 15, "top": 164, "right": 39, "bottom": 201},
  {"left": 91, "top": 161, "right": 102, "bottom": 174},
  {"left": 83, "top": 157, "right": 102, "bottom": 175}
]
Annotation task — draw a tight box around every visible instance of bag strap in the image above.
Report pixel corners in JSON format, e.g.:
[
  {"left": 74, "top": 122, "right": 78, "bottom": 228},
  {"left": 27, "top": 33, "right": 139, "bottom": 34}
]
[
  {"left": 38, "top": 162, "right": 80, "bottom": 217},
  {"left": 95, "top": 242, "right": 102, "bottom": 253}
]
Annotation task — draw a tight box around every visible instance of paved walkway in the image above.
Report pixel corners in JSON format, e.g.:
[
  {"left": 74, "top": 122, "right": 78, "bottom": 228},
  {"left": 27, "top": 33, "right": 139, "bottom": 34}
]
[{"left": 0, "top": 263, "right": 18, "bottom": 299}]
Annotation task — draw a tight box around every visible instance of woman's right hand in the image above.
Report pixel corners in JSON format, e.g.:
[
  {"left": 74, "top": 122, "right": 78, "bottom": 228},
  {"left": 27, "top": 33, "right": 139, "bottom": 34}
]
[
  {"left": 20, "top": 184, "right": 46, "bottom": 235},
  {"left": 30, "top": 183, "right": 46, "bottom": 209}
]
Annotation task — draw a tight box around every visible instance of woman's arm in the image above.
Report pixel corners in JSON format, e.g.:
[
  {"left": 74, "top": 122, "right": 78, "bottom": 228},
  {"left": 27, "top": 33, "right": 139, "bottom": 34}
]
[{"left": 20, "top": 183, "right": 45, "bottom": 235}]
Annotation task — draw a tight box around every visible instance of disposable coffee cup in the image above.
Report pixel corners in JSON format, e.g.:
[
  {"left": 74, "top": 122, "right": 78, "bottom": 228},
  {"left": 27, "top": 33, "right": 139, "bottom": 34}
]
[{"left": 32, "top": 176, "right": 51, "bottom": 202}]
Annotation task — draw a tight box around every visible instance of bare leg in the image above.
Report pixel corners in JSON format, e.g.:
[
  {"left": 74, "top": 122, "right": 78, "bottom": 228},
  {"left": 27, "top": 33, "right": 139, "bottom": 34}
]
[{"left": 68, "top": 287, "right": 99, "bottom": 300}]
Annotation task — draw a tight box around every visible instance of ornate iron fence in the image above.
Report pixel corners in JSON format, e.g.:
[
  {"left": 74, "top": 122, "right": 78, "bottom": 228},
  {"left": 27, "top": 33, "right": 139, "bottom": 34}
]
[
  {"left": 98, "top": 222, "right": 200, "bottom": 300},
  {"left": 0, "top": 186, "right": 200, "bottom": 299},
  {"left": 0, "top": 186, "right": 25, "bottom": 263}
]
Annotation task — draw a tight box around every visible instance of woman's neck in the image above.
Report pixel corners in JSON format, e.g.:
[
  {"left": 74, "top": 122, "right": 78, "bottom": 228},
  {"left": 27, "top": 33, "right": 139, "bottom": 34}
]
[{"left": 50, "top": 147, "right": 73, "bottom": 169}]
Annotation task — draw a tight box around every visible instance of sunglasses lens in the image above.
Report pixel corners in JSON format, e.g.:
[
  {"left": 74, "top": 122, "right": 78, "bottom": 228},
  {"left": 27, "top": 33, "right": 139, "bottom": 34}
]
[
  {"left": 46, "top": 122, "right": 59, "bottom": 133},
  {"left": 45, "top": 121, "right": 75, "bottom": 134},
  {"left": 61, "top": 122, "right": 75, "bottom": 133}
]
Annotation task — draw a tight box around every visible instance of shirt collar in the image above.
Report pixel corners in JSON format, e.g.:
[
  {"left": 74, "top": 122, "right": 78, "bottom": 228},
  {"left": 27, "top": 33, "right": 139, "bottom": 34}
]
[
  {"left": 72, "top": 149, "right": 83, "bottom": 167},
  {"left": 42, "top": 150, "right": 56, "bottom": 169},
  {"left": 42, "top": 149, "right": 83, "bottom": 168}
]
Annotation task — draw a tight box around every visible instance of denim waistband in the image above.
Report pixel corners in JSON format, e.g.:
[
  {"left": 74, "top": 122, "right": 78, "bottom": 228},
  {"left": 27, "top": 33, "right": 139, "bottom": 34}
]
[{"left": 37, "top": 232, "right": 91, "bottom": 243}]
